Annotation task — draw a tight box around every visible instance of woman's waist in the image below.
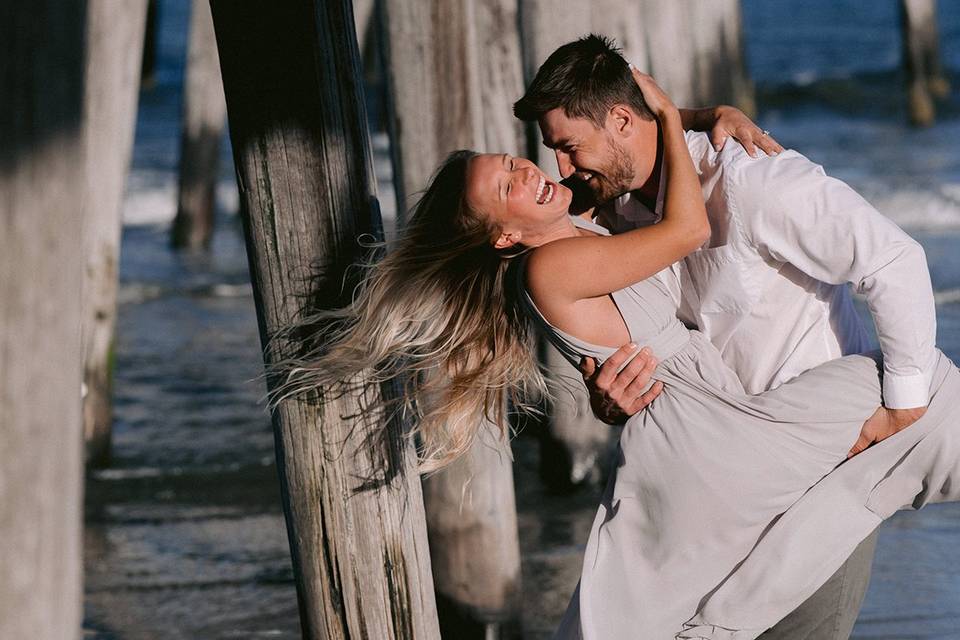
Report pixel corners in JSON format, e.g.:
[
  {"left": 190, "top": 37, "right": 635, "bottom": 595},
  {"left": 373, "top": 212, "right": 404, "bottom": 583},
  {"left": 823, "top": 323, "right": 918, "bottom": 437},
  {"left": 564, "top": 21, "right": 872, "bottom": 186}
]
[{"left": 624, "top": 320, "right": 692, "bottom": 366}]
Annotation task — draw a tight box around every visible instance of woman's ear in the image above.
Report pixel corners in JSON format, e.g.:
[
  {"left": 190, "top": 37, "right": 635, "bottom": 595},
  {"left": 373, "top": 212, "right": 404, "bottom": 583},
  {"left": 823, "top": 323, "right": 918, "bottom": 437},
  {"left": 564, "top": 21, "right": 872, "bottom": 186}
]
[
  {"left": 609, "top": 104, "right": 634, "bottom": 137},
  {"left": 494, "top": 231, "right": 520, "bottom": 250}
]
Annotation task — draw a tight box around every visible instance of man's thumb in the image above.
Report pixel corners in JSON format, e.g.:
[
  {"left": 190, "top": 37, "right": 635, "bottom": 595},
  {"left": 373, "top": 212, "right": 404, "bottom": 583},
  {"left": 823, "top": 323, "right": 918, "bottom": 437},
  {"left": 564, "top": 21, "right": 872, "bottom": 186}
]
[{"left": 579, "top": 356, "right": 596, "bottom": 376}]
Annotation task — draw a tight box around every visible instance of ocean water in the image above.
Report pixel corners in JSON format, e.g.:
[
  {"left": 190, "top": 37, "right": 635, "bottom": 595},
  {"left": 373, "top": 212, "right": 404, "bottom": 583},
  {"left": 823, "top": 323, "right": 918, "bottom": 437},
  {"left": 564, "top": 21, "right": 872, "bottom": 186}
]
[{"left": 85, "top": 1, "right": 960, "bottom": 638}]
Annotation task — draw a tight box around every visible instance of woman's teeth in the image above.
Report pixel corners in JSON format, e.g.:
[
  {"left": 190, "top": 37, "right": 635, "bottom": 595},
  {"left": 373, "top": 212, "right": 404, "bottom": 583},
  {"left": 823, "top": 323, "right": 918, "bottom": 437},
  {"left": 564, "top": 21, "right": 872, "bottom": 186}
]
[{"left": 536, "top": 176, "right": 554, "bottom": 205}]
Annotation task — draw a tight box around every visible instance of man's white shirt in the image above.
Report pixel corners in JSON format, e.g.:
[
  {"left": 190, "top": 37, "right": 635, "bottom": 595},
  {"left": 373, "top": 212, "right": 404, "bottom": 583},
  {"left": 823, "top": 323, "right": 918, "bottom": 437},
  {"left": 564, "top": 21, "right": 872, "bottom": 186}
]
[{"left": 596, "top": 131, "right": 937, "bottom": 407}]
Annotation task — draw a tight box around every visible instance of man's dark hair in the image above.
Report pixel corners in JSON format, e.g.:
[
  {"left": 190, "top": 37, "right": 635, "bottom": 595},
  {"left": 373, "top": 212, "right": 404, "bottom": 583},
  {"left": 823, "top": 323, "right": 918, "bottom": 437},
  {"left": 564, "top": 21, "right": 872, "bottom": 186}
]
[{"left": 514, "top": 34, "right": 654, "bottom": 127}]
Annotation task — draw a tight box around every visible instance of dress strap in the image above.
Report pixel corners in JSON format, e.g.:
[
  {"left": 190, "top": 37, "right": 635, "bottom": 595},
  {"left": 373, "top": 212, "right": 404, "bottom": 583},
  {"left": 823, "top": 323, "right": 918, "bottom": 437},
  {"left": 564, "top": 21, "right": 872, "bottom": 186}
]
[{"left": 570, "top": 215, "right": 610, "bottom": 236}]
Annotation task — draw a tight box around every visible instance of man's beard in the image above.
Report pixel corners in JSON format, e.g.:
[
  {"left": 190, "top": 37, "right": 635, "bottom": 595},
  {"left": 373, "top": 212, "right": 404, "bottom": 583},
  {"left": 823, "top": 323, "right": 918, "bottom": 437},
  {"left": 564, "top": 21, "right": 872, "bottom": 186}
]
[{"left": 589, "top": 136, "right": 635, "bottom": 205}]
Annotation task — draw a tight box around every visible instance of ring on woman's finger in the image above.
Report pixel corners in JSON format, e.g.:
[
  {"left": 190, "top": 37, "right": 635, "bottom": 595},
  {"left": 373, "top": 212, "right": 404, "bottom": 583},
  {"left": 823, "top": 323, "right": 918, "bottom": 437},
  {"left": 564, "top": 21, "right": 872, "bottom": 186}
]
[{"left": 761, "top": 129, "right": 771, "bottom": 137}]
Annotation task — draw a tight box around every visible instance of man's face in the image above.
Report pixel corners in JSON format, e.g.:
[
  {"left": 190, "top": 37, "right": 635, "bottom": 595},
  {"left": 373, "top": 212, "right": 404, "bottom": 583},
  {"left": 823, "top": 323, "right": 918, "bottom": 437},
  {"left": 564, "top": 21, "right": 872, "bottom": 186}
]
[{"left": 538, "top": 108, "right": 636, "bottom": 205}]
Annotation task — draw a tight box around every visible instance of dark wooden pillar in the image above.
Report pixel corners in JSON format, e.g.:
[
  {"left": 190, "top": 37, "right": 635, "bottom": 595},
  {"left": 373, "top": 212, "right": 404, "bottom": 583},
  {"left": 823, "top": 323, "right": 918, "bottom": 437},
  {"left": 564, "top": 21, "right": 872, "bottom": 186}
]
[
  {"left": 210, "top": 1, "right": 440, "bottom": 637},
  {"left": 0, "top": 0, "right": 87, "bottom": 636}
]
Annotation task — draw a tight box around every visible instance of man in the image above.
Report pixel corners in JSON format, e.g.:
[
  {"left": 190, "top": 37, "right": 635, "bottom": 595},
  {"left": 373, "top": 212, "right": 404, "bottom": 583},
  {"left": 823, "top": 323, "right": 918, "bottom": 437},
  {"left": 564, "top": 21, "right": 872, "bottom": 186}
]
[{"left": 514, "top": 35, "right": 937, "bottom": 639}]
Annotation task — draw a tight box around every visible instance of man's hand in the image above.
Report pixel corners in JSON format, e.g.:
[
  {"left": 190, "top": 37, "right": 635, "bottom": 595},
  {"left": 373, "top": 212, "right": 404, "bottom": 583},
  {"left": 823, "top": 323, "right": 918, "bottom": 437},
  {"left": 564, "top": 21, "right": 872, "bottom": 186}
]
[
  {"left": 579, "top": 343, "right": 664, "bottom": 425},
  {"left": 847, "top": 405, "right": 928, "bottom": 458}
]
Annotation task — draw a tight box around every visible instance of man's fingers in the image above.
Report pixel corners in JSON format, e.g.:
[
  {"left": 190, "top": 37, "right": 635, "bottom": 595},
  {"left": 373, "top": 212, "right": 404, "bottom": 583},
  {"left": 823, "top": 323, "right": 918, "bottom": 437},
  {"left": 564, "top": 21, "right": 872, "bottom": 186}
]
[
  {"left": 621, "top": 352, "right": 657, "bottom": 398},
  {"left": 642, "top": 351, "right": 657, "bottom": 377},
  {"left": 609, "top": 347, "right": 651, "bottom": 392},
  {"left": 638, "top": 380, "right": 664, "bottom": 409},
  {"left": 579, "top": 356, "right": 597, "bottom": 378},
  {"left": 847, "top": 432, "right": 875, "bottom": 459},
  {"left": 594, "top": 343, "right": 638, "bottom": 389},
  {"left": 625, "top": 380, "right": 664, "bottom": 415}
]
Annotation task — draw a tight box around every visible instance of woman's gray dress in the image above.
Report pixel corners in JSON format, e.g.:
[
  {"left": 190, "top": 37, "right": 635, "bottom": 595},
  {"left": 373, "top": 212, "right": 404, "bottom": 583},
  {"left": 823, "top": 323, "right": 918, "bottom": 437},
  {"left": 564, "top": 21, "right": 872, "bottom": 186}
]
[{"left": 523, "top": 223, "right": 960, "bottom": 640}]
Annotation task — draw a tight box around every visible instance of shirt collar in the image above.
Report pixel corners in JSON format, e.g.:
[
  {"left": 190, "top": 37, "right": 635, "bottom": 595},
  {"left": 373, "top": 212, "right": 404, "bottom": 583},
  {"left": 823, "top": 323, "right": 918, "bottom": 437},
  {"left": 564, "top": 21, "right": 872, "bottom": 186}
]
[{"left": 614, "top": 159, "right": 666, "bottom": 224}]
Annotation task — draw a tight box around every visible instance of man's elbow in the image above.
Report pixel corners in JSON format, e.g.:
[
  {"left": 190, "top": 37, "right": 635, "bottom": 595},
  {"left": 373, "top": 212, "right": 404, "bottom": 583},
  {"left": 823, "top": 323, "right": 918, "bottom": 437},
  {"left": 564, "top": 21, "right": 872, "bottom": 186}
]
[
  {"left": 907, "top": 237, "right": 929, "bottom": 269},
  {"left": 894, "top": 237, "right": 932, "bottom": 286}
]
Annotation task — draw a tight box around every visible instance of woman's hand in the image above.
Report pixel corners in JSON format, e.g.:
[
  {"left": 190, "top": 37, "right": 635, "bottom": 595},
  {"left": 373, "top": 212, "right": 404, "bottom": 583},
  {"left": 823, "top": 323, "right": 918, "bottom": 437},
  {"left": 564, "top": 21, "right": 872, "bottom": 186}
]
[
  {"left": 630, "top": 65, "right": 677, "bottom": 121},
  {"left": 709, "top": 105, "right": 784, "bottom": 157}
]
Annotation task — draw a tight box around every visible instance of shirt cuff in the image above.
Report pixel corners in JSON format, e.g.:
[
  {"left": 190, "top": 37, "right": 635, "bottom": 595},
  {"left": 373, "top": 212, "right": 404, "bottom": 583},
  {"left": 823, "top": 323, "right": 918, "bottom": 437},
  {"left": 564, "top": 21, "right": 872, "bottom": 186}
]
[{"left": 882, "top": 371, "right": 930, "bottom": 409}]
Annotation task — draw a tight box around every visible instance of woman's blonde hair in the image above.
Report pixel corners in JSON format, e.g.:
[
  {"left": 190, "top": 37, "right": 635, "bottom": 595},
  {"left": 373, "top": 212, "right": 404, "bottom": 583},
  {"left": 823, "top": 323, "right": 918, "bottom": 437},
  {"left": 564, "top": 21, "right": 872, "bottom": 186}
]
[{"left": 269, "top": 150, "right": 546, "bottom": 473}]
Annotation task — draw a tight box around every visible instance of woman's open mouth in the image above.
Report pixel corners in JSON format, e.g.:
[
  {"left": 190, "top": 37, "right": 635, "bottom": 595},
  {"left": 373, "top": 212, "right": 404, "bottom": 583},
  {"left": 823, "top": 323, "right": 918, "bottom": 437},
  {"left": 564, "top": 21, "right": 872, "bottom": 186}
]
[{"left": 535, "top": 175, "right": 555, "bottom": 205}]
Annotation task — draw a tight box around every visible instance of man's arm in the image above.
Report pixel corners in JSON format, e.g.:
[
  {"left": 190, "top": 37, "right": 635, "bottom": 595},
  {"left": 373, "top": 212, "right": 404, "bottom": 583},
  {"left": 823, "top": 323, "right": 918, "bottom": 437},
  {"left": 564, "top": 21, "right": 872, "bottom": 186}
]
[{"left": 736, "top": 151, "right": 936, "bottom": 452}]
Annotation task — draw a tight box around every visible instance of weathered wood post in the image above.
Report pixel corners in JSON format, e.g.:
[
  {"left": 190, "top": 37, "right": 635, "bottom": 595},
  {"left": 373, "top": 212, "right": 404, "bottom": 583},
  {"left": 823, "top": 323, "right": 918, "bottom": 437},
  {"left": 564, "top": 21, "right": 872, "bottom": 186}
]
[
  {"left": 171, "top": 0, "right": 227, "bottom": 249},
  {"left": 210, "top": 1, "right": 440, "bottom": 637},
  {"left": 901, "top": 0, "right": 950, "bottom": 126},
  {"left": 381, "top": 0, "right": 525, "bottom": 636},
  {"left": 81, "top": 0, "right": 149, "bottom": 468},
  {"left": 684, "top": 0, "right": 755, "bottom": 115},
  {"left": 0, "top": 1, "right": 87, "bottom": 637}
]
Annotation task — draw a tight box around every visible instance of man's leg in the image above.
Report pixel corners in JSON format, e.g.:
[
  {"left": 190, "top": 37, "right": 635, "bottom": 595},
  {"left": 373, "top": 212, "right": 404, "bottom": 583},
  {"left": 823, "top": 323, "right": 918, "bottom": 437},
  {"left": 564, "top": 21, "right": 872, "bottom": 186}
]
[{"left": 759, "top": 528, "right": 879, "bottom": 640}]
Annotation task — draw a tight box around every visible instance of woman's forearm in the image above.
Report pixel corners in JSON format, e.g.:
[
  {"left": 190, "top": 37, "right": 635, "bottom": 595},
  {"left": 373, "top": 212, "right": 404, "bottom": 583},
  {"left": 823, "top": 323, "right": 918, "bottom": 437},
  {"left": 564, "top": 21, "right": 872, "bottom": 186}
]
[{"left": 658, "top": 109, "right": 710, "bottom": 244}]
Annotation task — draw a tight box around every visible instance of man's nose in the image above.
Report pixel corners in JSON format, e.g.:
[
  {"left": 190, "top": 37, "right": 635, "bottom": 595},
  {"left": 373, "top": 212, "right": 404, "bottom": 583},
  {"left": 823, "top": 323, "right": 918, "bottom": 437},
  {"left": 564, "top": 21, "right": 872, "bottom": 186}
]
[{"left": 555, "top": 150, "right": 574, "bottom": 179}]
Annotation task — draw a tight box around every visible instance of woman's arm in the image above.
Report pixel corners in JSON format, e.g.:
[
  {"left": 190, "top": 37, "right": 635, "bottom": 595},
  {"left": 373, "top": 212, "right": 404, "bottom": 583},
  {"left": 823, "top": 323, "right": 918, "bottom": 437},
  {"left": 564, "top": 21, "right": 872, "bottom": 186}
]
[{"left": 528, "top": 72, "right": 710, "bottom": 304}]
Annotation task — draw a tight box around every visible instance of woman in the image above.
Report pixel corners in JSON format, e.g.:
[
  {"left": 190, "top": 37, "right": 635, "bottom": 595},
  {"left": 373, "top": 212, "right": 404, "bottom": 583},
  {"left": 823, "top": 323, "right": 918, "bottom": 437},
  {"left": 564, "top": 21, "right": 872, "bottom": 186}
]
[{"left": 275, "top": 77, "right": 960, "bottom": 638}]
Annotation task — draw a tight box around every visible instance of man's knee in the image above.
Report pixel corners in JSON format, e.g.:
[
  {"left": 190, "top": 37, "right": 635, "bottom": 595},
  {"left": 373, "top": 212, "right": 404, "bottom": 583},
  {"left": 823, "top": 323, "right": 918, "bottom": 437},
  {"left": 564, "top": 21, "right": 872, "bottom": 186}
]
[{"left": 759, "top": 528, "right": 879, "bottom": 640}]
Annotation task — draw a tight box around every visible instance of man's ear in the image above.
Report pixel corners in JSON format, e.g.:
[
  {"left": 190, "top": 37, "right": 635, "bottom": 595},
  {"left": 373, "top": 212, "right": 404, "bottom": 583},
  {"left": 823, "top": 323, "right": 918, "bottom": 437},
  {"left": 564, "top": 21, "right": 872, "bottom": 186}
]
[
  {"left": 494, "top": 231, "right": 520, "bottom": 250},
  {"left": 609, "top": 104, "right": 634, "bottom": 137}
]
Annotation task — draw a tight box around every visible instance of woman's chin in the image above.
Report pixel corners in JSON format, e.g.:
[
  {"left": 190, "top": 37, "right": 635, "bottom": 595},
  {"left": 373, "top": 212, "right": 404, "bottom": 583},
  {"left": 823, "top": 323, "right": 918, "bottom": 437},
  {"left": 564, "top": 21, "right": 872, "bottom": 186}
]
[{"left": 556, "top": 185, "right": 575, "bottom": 213}]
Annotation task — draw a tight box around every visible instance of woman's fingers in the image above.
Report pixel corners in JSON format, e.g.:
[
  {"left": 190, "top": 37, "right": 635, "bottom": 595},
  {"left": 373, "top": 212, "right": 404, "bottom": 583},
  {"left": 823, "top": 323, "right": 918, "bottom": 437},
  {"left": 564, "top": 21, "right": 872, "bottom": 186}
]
[
  {"left": 733, "top": 126, "right": 759, "bottom": 157},
  {"left": 629, "top": 65, "right": 674, "bottom": 117},
  {"left": 709, "top": 106, "right": 785, "bottom": 158},
  {"left": 756, "top": 130, "right": 785, "bottom": 155}
]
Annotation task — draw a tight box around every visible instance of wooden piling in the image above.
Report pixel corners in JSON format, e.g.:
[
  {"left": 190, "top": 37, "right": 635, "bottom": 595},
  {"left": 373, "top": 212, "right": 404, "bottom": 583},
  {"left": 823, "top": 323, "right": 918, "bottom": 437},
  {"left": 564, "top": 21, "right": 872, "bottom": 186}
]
[
  {"left": 172, "top": 0, "right": 227, "bottom": 249},
  {"left": 901, "top": 0, "right": 950, "bottom": 126},
  {"left": 81, "top": 0, "right": 149, "bottom": 468},
  {"left": 422, "top": 424, "right": 522, "bottom": 638},
  {"left": 0, "top": 1, "right": 87, "bottom": 636},
  {"left": 210, "top": 1, "right": 440, "bottom": 637},
  {"left": 380, "top": 0, "right": 526, "bottom": 635}
]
